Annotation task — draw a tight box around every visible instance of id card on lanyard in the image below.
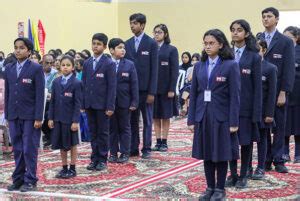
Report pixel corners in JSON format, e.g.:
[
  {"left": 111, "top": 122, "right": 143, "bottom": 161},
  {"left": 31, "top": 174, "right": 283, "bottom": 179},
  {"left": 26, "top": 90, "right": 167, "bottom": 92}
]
[{"left": 204, "top": 58, "right": 221, "bottom": 102}]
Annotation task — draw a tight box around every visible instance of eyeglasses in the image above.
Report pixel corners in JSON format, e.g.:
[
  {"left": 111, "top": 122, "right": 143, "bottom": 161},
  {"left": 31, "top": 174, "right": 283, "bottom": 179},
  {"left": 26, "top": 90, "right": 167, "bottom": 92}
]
[
  {"left": 44, "top": 61, "right": 54, "bottom": 65},
  {"left": 153, "top": 31, "right": 164, "bottom": 35},
  {"left": 203, "top": 42, "right": 218, "bottom": 47}
]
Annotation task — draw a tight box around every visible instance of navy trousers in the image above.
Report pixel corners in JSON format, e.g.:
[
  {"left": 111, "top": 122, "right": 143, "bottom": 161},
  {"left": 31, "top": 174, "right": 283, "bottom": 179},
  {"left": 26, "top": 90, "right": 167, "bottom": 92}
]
[
  {"left": 109, "top": 107, "right": 131, "bottom": 155},
  {"left": 87, "top": 109, "right": 109, "bottom": 163},
  {"left": 131, "top": 92, "right": 153, "bottom": 154},
  {"left": 267, "top": 103, "right": 288, "bottom": 164},
  {"left": 9, "top": 119, "right": 41, "bottom": 184}
]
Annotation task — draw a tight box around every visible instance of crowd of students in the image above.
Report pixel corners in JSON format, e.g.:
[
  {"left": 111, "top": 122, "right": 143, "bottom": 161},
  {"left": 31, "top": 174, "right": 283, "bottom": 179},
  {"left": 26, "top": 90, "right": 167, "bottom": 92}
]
[{"left": 0, "top": 6, "right": 299, "bottom": 201}]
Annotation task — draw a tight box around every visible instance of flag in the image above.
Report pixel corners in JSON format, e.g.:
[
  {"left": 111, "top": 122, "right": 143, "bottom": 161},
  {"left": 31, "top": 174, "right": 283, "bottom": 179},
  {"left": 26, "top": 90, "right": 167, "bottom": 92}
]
[
  {"left": 38, "top": 20, "right": 46, "bottom": 56},
  {"left": 28, "top": 19, "right": 33, "bottom": 43},
  {"left": 31, "top": 20, "right": 40, "bottom": 53}
]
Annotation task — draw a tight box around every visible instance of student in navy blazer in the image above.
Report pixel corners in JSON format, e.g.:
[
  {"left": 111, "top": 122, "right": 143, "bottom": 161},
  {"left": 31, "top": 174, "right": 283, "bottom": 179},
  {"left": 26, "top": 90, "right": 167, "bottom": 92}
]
[
  {"left": 188, "top": 29, "right": 240, "bottom": 200},
  {"left": 108, "top": 38, "right": 139, "bottom": 163},
  {"left": 251, "top": 39, "right": 277, "bottom": 180},
  {"left": 5, "top": 38, "right": 45, "bottom": 192},
  {"left": 48, "top": 56, "right": 82, "bottom": 179},
  {"left": 125, "top": 13, "right": 158, "bottom": 159},
  {"left": 82, "top": 33, "right": 117, "bottom": 171},
  {"left": 283, "top": 26, "right": 300, "bottom": 164},
  {"left": 226, "top": 20, "right": 262, "bottom": 189},
  {"left": 152, "top": 24, "right": 179, "bottom": 152},
  {"left": 261, "top": 7, "right": 295, "bottom": 173}
]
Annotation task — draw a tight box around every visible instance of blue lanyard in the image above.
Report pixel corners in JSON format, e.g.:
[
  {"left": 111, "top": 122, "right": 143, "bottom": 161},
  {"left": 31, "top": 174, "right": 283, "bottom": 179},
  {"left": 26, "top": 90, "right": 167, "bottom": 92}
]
[{"left": 205, "top": 58, "right": 221, "bottom": 89}]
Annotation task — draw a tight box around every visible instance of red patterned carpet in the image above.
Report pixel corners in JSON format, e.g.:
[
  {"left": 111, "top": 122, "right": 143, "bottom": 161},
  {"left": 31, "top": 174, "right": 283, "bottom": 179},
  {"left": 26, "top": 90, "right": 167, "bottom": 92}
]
[{"left": 0, "top": 118, "right": 299, "bottom": 200}]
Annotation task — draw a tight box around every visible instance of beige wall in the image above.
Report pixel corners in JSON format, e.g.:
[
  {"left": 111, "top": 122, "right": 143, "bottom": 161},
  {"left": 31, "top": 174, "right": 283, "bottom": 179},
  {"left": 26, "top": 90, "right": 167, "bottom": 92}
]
[
  {"left": 0, "top": 0, "right": 118, "bottom": 55},
  {"left": 118, "top": 0, "right": 300, "bottom": 56},
  {"left": 1, "top": 0, "right": 300, "bottom": 57}
]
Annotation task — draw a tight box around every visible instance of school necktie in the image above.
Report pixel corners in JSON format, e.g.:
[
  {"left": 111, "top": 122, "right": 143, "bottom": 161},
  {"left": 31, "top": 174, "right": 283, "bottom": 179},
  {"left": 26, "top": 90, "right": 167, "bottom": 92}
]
[
  {"left": 207, "top": 62, "right": 215, "bottom": 79},
  {"left": 135, "top": 38, "right": 139, "bottom": 52},
  {"left": 93, "top": 58, "right": 97, "bottom": 71},
  {"left": 17, "top": 64, "right": 23, "bottom": 77},
  {"left": 235, "top": 49, "right": 241, "bottom": 63},
  {"left": 61, "top": 77, "right": 67, "bottom": 85},
  {"left": 265, "top": 34, "right": 272, "bottom": 47},
  {"left": 115, "top": 61, "right": 119, "bottom": 72}
]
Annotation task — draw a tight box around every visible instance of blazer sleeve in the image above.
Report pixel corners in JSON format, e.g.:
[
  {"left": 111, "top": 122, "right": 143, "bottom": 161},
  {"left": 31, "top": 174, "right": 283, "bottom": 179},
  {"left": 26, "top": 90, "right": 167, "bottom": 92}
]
[
  {"left": 187, "top": 65, "right": 198, "bottom": 125},
  {"left": 281, "top": 38, "right": 295, "bottom": 92},
  {"left": 4, "top": 69, "right": 9, "bottom": 119},
  {"left": 72, "top": 81, "right": 82, "bottom": 123},
  {"left": 48, "top": 82, "right": 55, "bottom": 120},
  {"left": 81, "top": 60, "right": 88, "bottom": 109},
  {"left": 35, "top": 66, "right": 45, "bottom": 121},
  {"left": 130, "top": 63, "right": 139, "bottom": 108},
  {"left": 106, "top": 62, "right": 117, "bottom": 111},
  {"left": 229, "top": 62, "right": 241, "bottom": 127},
  {"left": 148, "top": 40, "right": 159, "bottom": 95},
  {"left": 265, "top": 66, "right": 277, "bottom": 117},
  {"left": 169, "top": 47, "right": 179, "bottom": 92},
  {"left": 252, "top": 54, "right": 262, "bottom": 122}
]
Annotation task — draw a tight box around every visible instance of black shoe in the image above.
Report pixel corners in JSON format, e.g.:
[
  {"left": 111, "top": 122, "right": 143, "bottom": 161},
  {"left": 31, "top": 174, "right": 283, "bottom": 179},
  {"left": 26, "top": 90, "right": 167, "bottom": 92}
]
[
  {"left": 95, "top": 162, "right": 107, "bottom": 171},
  {"left": 265, "top": 162, "right": 272, "bottom": 172},
  {"left": 199, "top": 187, "right": 214, "bottom": 200},
  {"left": 282, "top": 154, "right": 291, "bottom": 162},
  {"left": 108, "top": 155, "right": 118, "bottom": 163},
  {"left": 117, "top": 154, "right": 129, "bottom": 163},
  {"left": 225, "top": 175, "right": 238, "bottom": 187},
  {"left": 275, "top": 164, "right": 288, "bottom": 173},
  {"left": 63, "top": 169, "right": 77, "bottom": 179},
  {"left": 159, "top": 144, "right": 168, "bottom": 152},
  {"left": 210, "top": 188, "right": 226, "bottom": 201},
  {"left": 7, "top": 180, "right": 23, "bottom": 191},
  {"left": 236, "top": 177, "right": 248, "bottom": 189},
  {"left": 247, "top": 167, "right": 253, "bottom": 178},
  {"left": 252, "top": 168, "right": 265, "bottom": 180},
  {"left": 152, "top": 144, "right": 161, "bottom": 151},
  {"left": 86, "top": 162, "right": 97, "bottom": 170},
  {"left": 20, "top": 183, "right": 37, "bottom": 192},
  {"left": 55, "top": 169, "right": 68, "bottom": 178},
  {"left": 130, "top": 151, "right": 139, "bottom": 157},
  {"left": 141, "top": 152, "right": 151, "bottom": 159},
  {"left": 43, "top": 141, "right": 51, "bottom": 147}
]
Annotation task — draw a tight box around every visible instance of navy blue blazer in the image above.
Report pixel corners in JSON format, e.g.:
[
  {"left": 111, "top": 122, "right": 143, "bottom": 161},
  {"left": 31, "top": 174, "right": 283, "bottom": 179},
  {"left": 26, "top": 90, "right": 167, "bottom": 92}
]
[
  {"left": 4, "top": 60, "right": 45, "bottom": 121},
  {"left": 289, "top": 45, "right": 300, "bottom": 106},
  {"left": 48, "top": 74, "right": 82, "bottom": 124},
  {"left": 125, "top": 33, "right": 158, "bottom": 95},
  {"left": 82, "top": 55, "right": 117, "bottom": 111},
  {"left": 238, "top": 48, "right": 262, "bottom": 122},
  {"left": 156, "top": 43, "right": 179, "bottom": 94},
  {"left": 263, "top": 31, "right": 295, "bottom": 93},
  {"left": 187, "top": 59, "right": 241, "bottom": 127},
  {"left": 116, "top": 58, "right": 139, "bottom": 109},
  {"left": 262, "top": 60, "right": 277, "bottom": 118}
]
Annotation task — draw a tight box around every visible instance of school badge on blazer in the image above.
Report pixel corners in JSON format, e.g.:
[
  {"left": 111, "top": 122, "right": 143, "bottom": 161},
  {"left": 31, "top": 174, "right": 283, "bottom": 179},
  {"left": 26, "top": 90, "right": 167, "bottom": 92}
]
[
  {"left": 242, "top": 68, "right": 251, "bottom": 74},
  {"left": 22, "top": 78, "right": 32, "bottom": 84},
  {"left": 161, "top": 61, "right": 169, "bottom": 66},
  {"left": 273, "top": 54, "right": 282, "bottom": 59},
  {"left": 64, "top": 92, "right": 73, "bottom": 97},
  {"left": 96, "top": 73, "right": 104, "bottom": 78},
  {"left": 121, "top": 73, "right": 129, "bottom": 77},
  {"left": 141, "top": 51, "right": 149, "bottom": 55},
  {"left": 216, "top": 76, "right": 227, "bottom": 82}
]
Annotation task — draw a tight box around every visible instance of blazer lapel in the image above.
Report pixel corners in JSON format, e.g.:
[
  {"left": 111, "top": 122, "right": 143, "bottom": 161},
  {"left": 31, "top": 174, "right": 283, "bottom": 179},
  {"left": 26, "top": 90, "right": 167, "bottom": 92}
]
[
  {"left": 199, "top": 62, "right": 208, "bottom": 88},
  {"left": 136, "top": 34, "right": 146, "bottom": 53},
  {"left": 92, "top": 55, "right": 105, "bottom": 75},
  {"left": 17, "top": 60, "right": 30, "bottom": 80},
  {"left": 62, "top": 74, "right": 75, "bottom": 92},
  {"left": 238, "top": 49, "right": 249, "bottom": 67},
  {"left": 210, "top": 61, "right": 223, "bottom": 89},
  {"left": 266, "top": 31, "right": 280, "bottom": 55}
]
